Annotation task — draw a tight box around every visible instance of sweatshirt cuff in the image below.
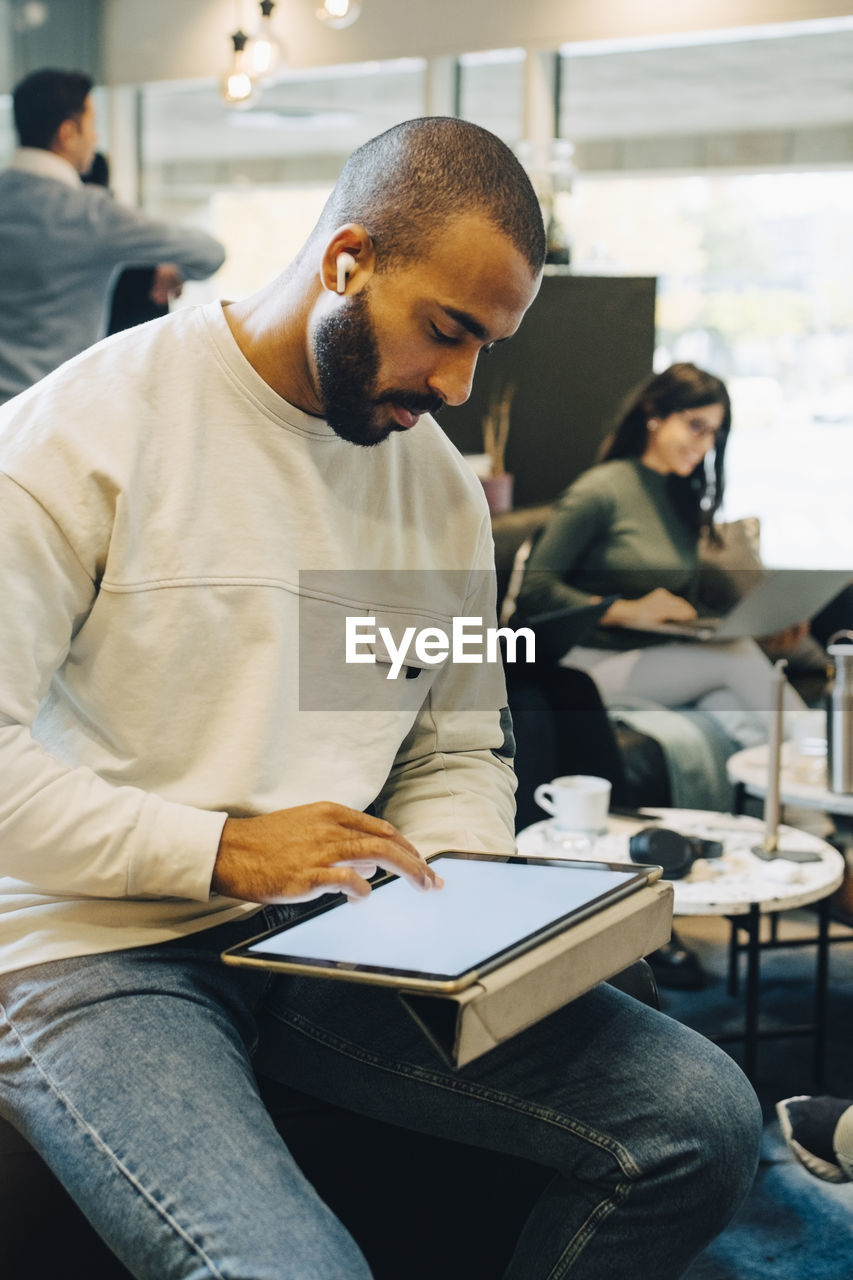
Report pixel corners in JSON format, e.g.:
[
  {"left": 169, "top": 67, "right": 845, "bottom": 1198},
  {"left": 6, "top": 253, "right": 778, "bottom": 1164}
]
[{"left": 127, "top": 798, "right": 228, "bottom": 901}]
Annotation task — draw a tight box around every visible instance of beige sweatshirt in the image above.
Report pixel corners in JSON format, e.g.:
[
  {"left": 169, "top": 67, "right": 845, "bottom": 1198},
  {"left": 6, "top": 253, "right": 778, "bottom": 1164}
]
[{"left": 0, "top": 302, "right": 515, "bottom": 975}]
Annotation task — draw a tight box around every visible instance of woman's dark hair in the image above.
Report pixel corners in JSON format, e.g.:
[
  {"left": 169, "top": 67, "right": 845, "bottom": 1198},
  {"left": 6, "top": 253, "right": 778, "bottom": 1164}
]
[
  {"left": 13, "top": 68, "right": 93, "bottom": 150},
  {"left": 600, "top": 362, "right": 731, "bottom": 536}
]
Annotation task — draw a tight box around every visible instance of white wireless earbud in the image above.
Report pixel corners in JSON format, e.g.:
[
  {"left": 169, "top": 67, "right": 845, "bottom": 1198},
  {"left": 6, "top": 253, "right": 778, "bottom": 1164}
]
[{"left": 336, "top": 252, "right": 356, "bottom": 294}]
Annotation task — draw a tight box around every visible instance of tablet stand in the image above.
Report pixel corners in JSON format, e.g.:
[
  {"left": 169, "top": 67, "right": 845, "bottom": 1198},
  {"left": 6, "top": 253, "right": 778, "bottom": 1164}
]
[{"left": 397, "top": 881, "right": 672, "bottom": 1067}]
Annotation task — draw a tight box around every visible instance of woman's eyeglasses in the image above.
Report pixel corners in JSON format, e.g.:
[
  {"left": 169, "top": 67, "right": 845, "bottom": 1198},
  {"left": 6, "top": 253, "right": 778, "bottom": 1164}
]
[{"left": 682, "top": 414, "right": 722, "bottom": 443}]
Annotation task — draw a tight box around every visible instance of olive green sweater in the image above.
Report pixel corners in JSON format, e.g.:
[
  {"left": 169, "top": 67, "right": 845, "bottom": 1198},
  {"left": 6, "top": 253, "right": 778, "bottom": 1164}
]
[{"left": 516, "top": 458, "right": 700, "bottom": 649}]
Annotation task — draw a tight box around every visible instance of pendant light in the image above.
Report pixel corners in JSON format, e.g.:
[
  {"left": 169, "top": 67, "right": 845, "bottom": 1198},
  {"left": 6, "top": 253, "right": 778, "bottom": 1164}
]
[
  {"left": 316, "top": 0, "right": 362, "bottom": 30},
  {"left": 221, "top": 28, "right": 255, "bottom": 106},
  {"left": 246, "top": 0, "right": 284, "bottom": 81}
]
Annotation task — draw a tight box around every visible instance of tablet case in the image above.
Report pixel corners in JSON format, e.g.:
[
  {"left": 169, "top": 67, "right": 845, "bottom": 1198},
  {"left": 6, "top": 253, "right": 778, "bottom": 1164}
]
[{"left": 397, "top": 880, "right": 672, "bottom": 1067}]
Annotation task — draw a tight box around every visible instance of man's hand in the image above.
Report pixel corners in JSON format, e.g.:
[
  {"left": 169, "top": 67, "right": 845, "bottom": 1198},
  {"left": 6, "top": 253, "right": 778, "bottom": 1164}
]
[
  {"left": 601, "top": 588, "right": 698, "bottom": 628},
  {"left": 212, "top": 801, "right": 443, "bottom": 904},
  {"left": 149, "top": 263, "right": 184, "bottom": 305}
]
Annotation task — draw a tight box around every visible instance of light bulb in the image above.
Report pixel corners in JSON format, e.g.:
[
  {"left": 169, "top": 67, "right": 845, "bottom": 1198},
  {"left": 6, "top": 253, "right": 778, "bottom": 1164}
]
[
  {"left": 247, "top": 35, "right": 280, "bottom": 78},
  {"left": 246, "top": 0, "right": 283, "bottom": 80},
  {"left": 220, "top": 30, "right": 256, "bottom": 107},
  {"left": 316, "top": 0, "right": 362, "bottom": 30},
  {"left": 223, "top": 68, "right": 254, "bottom": 104}
]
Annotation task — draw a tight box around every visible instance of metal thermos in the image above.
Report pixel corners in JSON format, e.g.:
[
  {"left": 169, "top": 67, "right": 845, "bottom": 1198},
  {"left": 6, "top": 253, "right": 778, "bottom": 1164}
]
[{"left": 827, "top": 630, "right": 853, "bottom": 795}]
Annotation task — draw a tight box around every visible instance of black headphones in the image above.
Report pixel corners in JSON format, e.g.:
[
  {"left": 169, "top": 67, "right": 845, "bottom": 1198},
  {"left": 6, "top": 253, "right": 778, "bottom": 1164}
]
[{"left": 629, "top": 826, "right": 723, "bottom": 879}]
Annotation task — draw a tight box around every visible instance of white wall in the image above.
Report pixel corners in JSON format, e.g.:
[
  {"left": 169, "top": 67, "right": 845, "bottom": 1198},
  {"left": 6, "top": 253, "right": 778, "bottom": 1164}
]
[{"left": 104, "top": 0, "right": 853, "bottom": 85}]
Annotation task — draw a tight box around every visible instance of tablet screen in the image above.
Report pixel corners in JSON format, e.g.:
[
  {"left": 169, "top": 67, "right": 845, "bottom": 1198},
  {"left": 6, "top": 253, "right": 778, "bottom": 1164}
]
[{"left": 233, "top": 854, "right": 649, "bottom": 985}]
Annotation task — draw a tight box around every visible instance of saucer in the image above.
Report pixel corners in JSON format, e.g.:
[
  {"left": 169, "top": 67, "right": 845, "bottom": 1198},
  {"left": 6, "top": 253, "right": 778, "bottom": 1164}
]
[{"left": 518, "top": 819, "right": 596, "bottom": 856}]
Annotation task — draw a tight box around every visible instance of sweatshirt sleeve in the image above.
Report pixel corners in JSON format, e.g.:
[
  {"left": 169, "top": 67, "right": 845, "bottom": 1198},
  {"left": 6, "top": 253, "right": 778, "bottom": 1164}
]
[
  {"left": 374, "top": 714, "right": 517, "bottom": 860},
  {"left": 0, "top": 474, "right": 227, "bottom": 901},
  {"left": 372, "top": 518, "right": 517, "bottom": 856},
  {"left": 515, "top": 470, "right": 615, "bottom": 620},
  {"left": 83, "top": 188, "right": 225, "bottom": 280}
]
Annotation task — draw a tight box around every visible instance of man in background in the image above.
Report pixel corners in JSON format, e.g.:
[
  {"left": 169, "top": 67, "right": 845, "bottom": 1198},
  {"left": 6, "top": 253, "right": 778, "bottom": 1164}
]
[{"left": 0, "top": 67, "right": 225, "bottom": 405}]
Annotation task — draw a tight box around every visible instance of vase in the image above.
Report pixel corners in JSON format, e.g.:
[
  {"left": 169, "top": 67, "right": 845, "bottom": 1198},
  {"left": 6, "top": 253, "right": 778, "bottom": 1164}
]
[{"left": 481, "top": 473, "right": 514, "bottom": 515}]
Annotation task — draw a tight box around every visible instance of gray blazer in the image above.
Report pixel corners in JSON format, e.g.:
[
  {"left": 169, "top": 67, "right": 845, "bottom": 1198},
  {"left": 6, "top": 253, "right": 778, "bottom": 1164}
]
[{"left": 0, "top": 161, "right": 226, "bottom": 403}]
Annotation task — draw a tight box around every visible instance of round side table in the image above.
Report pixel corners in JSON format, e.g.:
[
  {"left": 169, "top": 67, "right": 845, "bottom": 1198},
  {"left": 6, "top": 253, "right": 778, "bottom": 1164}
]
[
  {"left": 517, "top": 808, "right": 846, "bottom": 1084},
  {"left": 727, "top": 741, "right": 853, "bottom": 818}
]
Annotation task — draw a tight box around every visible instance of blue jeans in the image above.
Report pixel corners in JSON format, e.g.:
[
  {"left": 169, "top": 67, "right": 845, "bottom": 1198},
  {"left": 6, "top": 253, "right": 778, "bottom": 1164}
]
[{"left": 0, "top": 910, "right": 761, "bottom": 1279}]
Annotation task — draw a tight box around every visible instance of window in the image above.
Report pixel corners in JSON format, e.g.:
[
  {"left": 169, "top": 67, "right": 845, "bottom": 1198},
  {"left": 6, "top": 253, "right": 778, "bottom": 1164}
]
[
  {"left": 0, "top": 96, "right": 13, "bottom": 168},
  {"left": 457, "top": 49, "right": 524, "bottom": 148},
  {"left": 569, "top": 170, "right": 853, "bottom": 567},
  {"left": 138, "top": 58, "right": 426, "bottom": 301}
]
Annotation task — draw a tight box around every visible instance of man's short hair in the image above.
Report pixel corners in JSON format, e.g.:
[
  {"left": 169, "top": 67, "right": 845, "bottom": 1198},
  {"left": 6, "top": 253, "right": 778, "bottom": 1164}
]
[
  {"left": 13, "top": 68, "right": 93, "bottom": 150},
  {"left": 316, "top": 117, "right": 546, "bottom": 275}
]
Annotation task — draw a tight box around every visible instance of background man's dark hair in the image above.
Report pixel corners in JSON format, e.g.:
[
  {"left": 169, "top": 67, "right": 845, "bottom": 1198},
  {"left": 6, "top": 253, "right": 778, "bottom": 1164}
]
[
  {"left": 13, "top": 68, "right": 93, "bottom": 150},
  {"left": 314, "top": 117, "right": 546, "bottom": 274}
]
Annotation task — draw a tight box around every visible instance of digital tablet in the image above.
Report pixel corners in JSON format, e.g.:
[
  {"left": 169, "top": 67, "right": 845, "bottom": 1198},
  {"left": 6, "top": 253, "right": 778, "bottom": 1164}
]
[{"left": 221, "top": 852, "right": 661, "bottom": 994}]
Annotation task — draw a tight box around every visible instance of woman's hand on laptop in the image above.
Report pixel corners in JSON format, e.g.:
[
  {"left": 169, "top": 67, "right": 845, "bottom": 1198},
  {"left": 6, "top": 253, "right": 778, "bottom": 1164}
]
[
  {"left": 601, "top": 588, "right": 698, "bottom": 629},
  {"left": 212, "top": 802, "right": 443, "bottom": 905}
]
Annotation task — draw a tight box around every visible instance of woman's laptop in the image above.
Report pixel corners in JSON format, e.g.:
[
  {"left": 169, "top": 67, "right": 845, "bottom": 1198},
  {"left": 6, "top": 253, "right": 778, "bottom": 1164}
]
[{"left": 629, "top": 569, "right": 850, "bottom": 641}]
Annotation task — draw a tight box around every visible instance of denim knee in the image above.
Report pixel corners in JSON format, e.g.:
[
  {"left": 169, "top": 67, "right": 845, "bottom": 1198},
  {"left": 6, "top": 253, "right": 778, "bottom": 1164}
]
[{"left": 667, "top": 1042, "right": 762, "bottom": 1224}]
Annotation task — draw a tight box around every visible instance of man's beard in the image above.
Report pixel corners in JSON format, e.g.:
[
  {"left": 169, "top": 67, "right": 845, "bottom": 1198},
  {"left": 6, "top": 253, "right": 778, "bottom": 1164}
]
[{"left": 313, "top": 289, "right": 442, "bottom": 447}]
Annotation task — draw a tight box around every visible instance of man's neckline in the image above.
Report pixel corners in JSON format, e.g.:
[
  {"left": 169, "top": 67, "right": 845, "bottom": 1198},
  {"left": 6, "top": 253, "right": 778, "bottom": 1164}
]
[{"left": 10, "top": 147, "right": 81, "bottom": 190}]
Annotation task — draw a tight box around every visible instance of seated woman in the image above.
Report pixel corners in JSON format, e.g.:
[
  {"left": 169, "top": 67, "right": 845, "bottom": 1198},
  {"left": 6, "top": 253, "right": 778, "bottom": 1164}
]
[{"left": 515, "top": 362, "right": 808, "bottom": 752}]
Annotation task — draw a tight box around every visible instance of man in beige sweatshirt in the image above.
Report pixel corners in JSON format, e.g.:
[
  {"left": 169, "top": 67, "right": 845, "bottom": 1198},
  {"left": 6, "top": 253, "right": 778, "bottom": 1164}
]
[{"left": 0, "top": 116, "right": 760, "bottom": 1279}]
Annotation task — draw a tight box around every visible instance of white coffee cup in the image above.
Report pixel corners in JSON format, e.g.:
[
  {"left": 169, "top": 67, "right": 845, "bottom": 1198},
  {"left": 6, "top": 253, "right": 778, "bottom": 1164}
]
[{"left": 533, "top": 775, "right": 612, "bottom": 834}]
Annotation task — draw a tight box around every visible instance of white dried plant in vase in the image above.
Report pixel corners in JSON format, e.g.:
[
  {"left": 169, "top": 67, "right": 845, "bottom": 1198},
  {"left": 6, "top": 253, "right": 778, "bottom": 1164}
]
[
  {"left": 482, "top": 383, "right": 514, "bottom": 475},
  {"left": 480, "top": 383, "right": 515, "bottom": 514}
]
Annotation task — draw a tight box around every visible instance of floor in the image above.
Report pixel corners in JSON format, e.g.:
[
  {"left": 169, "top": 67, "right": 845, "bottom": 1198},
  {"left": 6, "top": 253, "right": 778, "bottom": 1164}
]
[{"left": 669, "top": 900, "right": 853, "bottom": 1278}]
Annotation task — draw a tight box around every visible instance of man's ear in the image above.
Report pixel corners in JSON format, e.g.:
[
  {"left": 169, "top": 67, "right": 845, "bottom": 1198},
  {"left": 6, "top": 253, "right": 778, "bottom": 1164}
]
[
  {"left": 52, "top": 118, "right": 75, "bottom": 155},
  {"left": 320, "top": 224, "right": 375, "bottom": 296}
]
